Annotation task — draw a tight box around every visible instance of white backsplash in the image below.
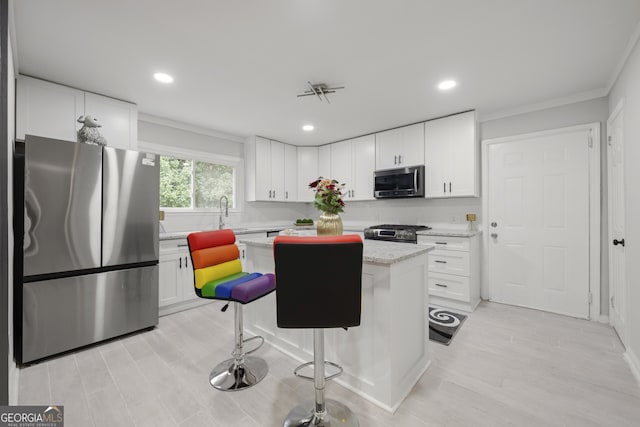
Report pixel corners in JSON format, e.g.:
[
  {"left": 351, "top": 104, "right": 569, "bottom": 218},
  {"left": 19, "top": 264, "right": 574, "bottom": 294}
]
[{"left": 160, "top": 197, "right": 482, "bottom": 233}]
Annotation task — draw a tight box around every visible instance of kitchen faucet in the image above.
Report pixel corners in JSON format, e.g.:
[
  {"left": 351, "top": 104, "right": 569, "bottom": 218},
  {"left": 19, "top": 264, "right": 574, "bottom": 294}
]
[{"left": 219, "top": 195, "right": 229, "bottom": 229}]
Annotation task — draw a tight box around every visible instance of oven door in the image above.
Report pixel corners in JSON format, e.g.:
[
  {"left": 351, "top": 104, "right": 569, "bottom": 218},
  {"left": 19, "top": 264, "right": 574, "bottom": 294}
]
[{"left": 374, "top": 166, "right": 424, "bottom": 198}]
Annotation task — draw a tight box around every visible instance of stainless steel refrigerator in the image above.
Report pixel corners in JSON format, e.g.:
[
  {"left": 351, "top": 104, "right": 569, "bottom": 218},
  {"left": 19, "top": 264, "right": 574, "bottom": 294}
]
[{"left": 14, "top": 135, "right": 159, "bottom": 364}]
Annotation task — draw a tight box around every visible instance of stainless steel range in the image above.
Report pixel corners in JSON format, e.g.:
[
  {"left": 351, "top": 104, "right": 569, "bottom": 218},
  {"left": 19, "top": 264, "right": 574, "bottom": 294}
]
[{"left": 364, "top": 224, "right": 432, "bottom": 244}]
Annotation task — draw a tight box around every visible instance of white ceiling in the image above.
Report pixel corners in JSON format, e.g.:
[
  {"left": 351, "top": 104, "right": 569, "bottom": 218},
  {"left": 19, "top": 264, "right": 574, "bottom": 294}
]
[{"left": 11, "top": 0, "right": 640, "bottom": 146}]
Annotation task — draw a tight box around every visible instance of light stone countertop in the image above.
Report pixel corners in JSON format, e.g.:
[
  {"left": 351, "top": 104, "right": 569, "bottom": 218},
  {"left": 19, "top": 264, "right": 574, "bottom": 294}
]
[
  {"left": 238, "top": 235, "right": 433, "bottom": 265},
  {"left": 417, "top": 228, "right": 482, "bottom": 238},
  {"left": 159, "top": 226, "right": 315, "bottom": 241}
]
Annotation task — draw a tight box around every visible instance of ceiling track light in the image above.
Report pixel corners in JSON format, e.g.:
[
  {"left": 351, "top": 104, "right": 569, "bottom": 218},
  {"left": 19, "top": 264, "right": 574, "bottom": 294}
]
[{"left": 297, "top": 81, "right": 345, "bottom": 103}]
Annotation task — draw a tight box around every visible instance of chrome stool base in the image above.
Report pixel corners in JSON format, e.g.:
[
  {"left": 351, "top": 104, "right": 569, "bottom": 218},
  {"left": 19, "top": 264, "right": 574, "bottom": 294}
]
[
  {"left": 283, "top": 399, "right": 359, "bottom": 427},
  {"left": 209, "top": 355, "right": 268, "bottom": 391}
]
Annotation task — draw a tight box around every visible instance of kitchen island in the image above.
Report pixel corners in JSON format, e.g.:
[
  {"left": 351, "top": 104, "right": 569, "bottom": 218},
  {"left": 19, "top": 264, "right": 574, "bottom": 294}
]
[{"left": 239, "top": 235, "right": 434, "bottom": 413}]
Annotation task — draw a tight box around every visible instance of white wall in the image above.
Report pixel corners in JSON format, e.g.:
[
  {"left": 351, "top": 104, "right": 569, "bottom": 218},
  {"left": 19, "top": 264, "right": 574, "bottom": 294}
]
[
  {"left": 138, "top": 119, "right": 308, "bottom": 233},
  {"left": 6, "top": 30, "right": 18, "bottom": 406},
  {"left": 609, "top": 36, "right": 640, "bottom": 379}
]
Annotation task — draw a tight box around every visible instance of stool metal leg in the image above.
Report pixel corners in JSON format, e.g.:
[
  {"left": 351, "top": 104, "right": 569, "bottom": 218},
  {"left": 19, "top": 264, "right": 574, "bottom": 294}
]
[
  {"left": 209, "top": 302, "right": 268, "bottom": 391},
  {"left": 284, "top": 329, "right": 359, "bottom": 426}
]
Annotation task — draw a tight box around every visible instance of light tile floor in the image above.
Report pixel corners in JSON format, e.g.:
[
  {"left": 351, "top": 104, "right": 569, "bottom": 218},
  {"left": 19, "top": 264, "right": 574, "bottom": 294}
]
[{"left": 18, "top": 301, "right": 640, "bottom": 426}]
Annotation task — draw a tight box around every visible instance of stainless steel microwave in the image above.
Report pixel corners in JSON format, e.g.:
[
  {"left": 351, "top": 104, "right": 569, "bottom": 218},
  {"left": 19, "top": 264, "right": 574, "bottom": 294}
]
[{"left": 373, "top": 165, "right": 425, "bottom": 198}]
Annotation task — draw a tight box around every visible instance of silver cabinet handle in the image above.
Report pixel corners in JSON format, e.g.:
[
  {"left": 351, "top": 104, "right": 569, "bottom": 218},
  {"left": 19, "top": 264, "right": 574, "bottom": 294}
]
[
  {"left": 435, "top": 242, "right": 447, "bottom": 245},
  {"left": 435, "top": 283, "right": 448, "bottom": 288},
  {"left": 449, "top": 182, "right": 452, "bottom": 193},
  {"left": 179, "top": 257, "right": 182, "bottom": 268},
  {"left": 491, "top": 233, "right": 498, "bottom": 238},
  {"left": 177, "top": 244, "right": 188, "bottom": 247},
  {"left": 285, "top": 191, "right": 288, "bottom": 200},
  {"left": 185, "top": 257, "right": 188, "bottom": 267},
  {"left": 435, "top": 260, "right": 447, "bottom": 264},
  {"left": 394, "top": 155, "right": 397, "bottom": 165},
  {"left": 268, "top": 190, "right": 272, "bottom": 198},
  {"left": 443, "top": 182, "right": 446, "bottom": 193},
  {"left": 398, "top": 155, "right": 402, "bottom": 164},
  {"left": 491, "top": 222, "right": 498, "bottom": 228}
]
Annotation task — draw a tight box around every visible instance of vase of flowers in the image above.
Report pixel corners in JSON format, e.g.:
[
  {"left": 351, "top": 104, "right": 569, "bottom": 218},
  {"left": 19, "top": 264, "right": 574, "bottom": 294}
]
[{"left": 309, "top": 177, "right": 345, "bottom": 236}]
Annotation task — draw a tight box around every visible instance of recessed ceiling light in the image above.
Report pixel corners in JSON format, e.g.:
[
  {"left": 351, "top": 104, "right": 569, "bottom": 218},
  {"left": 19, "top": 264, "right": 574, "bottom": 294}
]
[
  {"left": 154, "top": 72, "right": 174, "bottom": 83},
  {"left": 438, "top": 80, "right": 457, "bottom": 90},
  {"left": 302, "top": 124, "right": 314, "bottom": 132}
]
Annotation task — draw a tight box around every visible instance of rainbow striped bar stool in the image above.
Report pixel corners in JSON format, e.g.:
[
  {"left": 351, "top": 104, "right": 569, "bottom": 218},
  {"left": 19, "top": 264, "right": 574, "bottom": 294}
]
[
  {"left": 274, "top": 234, "right": 363, "bottom": 427},
  {"left": 187, "top": 229, "right": 275, "bottom": 391}
]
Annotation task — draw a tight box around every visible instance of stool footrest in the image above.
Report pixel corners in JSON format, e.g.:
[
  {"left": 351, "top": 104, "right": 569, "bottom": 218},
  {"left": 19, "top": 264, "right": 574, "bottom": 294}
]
[
  {"left": 242, "top": 335, "right": 264, "bottom": 355},
  {"left": 293, "top": 360, "right": 343, "bottom": 382}
]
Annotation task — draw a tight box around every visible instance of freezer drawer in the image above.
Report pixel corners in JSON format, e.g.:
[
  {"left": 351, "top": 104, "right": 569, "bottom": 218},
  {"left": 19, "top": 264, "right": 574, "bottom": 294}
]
[{"left": 21, "top": 265, "right": 158, "bottom": 363}]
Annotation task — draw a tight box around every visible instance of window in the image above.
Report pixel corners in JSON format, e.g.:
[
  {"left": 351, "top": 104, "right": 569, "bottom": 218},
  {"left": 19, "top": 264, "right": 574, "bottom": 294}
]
[{"left": 159, "top": 154, "right": 236, "bottom": 209}]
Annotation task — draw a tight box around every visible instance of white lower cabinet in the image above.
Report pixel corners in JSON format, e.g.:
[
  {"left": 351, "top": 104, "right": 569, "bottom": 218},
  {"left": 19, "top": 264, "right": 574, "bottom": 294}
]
[
  {"left": 418, "top": 233, "right": 480, "bottom": 312},
  {"left": 159, "top": 239, "right": 205, "bottom": 315}
]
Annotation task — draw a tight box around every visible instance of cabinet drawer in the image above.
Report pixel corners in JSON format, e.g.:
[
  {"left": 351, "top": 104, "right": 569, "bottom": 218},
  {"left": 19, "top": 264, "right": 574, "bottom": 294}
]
[
  {"left": 428, "top": 272, "right": 470, "bottom": 302},
  {"left": 160, "top": 238, "right": 189, "bottom": 251},
  {"left": 428, "top": 250, "right": 469, "bottom": 276},
  {"left": 419, "top": 235, "right": 469, "bottom": 251}
]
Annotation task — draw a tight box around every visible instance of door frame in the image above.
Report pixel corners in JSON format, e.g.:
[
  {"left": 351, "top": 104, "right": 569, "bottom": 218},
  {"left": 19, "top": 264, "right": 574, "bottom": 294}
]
[
  {"left": 606, "top": 99, "right": 627, "bottom": 340},
  {"left": 481, "top": 123, "right": 601, "bottom": 320}
]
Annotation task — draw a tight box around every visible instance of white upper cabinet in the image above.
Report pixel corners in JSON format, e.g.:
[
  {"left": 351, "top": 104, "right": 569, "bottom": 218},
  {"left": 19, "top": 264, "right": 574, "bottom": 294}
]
[
  {"left": 350, "top": 135, "right": 376, "bottom": 200},
  {"left": 375, "top": 123, "right": 425, "bottom": 170},
  {"left": 424, "top": 111, "right": 479, "bottom": 198},
  {"left": 330, "top": 140, "right": 352, "bottom": 192},
  {"left": 16, "top": 75, "right": 138, "bottom": 149},
  {"left": 318, "top": 144, "right": 332, "bottom": 178},
  {"left": 283, "top": 143, "right": 297, "bottom": 201},
  {"left": 296, "top": 146, "right": 319, "bottom": 202},
  {"left": 270, "top": 140, "right": 285, "bottom": 201},
  {"left": 245, "top": 136, "right": 297, "bottom": 202},
  {"left": 84, "top": 93, "right": 138, "bottom": 150},
  {"left": 329, "top": 135, "right": 375, "bottom": 201},
  {"left": 17, "top": 76, "right": 84, "bottom": 142}
]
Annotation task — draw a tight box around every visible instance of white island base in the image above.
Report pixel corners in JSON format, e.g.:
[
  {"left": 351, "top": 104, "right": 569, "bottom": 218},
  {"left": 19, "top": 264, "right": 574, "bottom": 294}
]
[{"left": 242, "top": 238, "right": 432, "bottom": 413}]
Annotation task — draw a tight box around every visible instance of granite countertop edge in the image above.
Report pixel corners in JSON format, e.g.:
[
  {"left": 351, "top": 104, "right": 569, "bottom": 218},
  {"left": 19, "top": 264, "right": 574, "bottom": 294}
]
[{"left": 238, "top": 236, "right": 434, "bottom": 265}]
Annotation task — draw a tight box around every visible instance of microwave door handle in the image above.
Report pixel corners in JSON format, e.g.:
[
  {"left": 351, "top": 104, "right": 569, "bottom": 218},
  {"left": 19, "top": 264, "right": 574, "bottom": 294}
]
[{"left": 414, "top": 169, "right": 418, "bottom": 190}]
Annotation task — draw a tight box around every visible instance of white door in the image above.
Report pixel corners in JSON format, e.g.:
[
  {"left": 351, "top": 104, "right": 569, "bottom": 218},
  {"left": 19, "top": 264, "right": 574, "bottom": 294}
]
[
  {"left": 487, "top": 127, "right": 591, "bottom": 318},
  {"left": 254, "top": 137, "right": 271, "bottom": 201},
  {"left": 607, "top": 102, "right": 627, "bottom": 344},
  {"left": 283, "top": 144, "right": 297, "bottom": 201}
]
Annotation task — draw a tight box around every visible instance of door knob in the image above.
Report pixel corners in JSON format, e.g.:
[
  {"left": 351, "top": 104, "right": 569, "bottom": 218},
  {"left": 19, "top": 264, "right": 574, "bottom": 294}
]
[
  {"left": 613, "top": 238, "right": 625, "bottom": 247},
  {"left": 491, "top": 233, "right": 498, "bottom": 238}
]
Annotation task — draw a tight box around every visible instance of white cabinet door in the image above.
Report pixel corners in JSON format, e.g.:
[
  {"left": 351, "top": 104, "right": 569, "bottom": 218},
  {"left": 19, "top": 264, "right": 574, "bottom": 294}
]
[
  {"left": 283, "top": 144, "right": 297, "bottom": 202},
  {"left": 375, "top": 123, "right": 425, "bottom": 170},
  {"left": 180, "top": 250, "right": 196, "bottom": 301},
  {"left": 424, "top": 111, "right": 478, "bottom": 198},
  {"left": 254, "top": 137, "right": 272, "bottom": 201},
  {"left": 297, "top": 146, "right": 318, "bottom": 202},
  {"left": 375, "top": 127, "right": 401, "bottom": 170},
  {"left": 318, "top": 145, "right": 332, "bottom": 178},
  {"left": 16, "top": 76, "right": 138, "bottom": 149},
  {"left": 84, "top": 92, "right": 138, "bottom": 150},
  {"left": 400, "top": 123, "right": 425, "bottom": 168},
  {"left": 330, "top": 140, "right": 352, "bottom": 197},
  {"left": 16, "top": 75, "right": 84, "bottom": 141},
  {"left": 270, "top": 140, "right": 285, "bottom": 201},
  {"left": 351, "top": 135, "right": 375, "bottom": 201},
  {"left": 159, "top": 249, "right": 183, "bottom": 307}
]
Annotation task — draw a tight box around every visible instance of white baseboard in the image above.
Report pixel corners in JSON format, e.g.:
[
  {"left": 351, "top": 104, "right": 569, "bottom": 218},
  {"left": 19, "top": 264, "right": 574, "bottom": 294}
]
[
  {"left": 9, "top": 362, "right": 19, "bottom": 405},
  {"left": 623, "top": 348, "right": 640, "bottom": 387}
]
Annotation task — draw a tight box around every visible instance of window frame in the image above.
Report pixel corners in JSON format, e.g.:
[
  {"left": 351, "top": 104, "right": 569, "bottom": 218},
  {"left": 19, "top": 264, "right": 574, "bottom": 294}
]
[{"left": 138, "top": 140, "right": 244, "bottom": 213}]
